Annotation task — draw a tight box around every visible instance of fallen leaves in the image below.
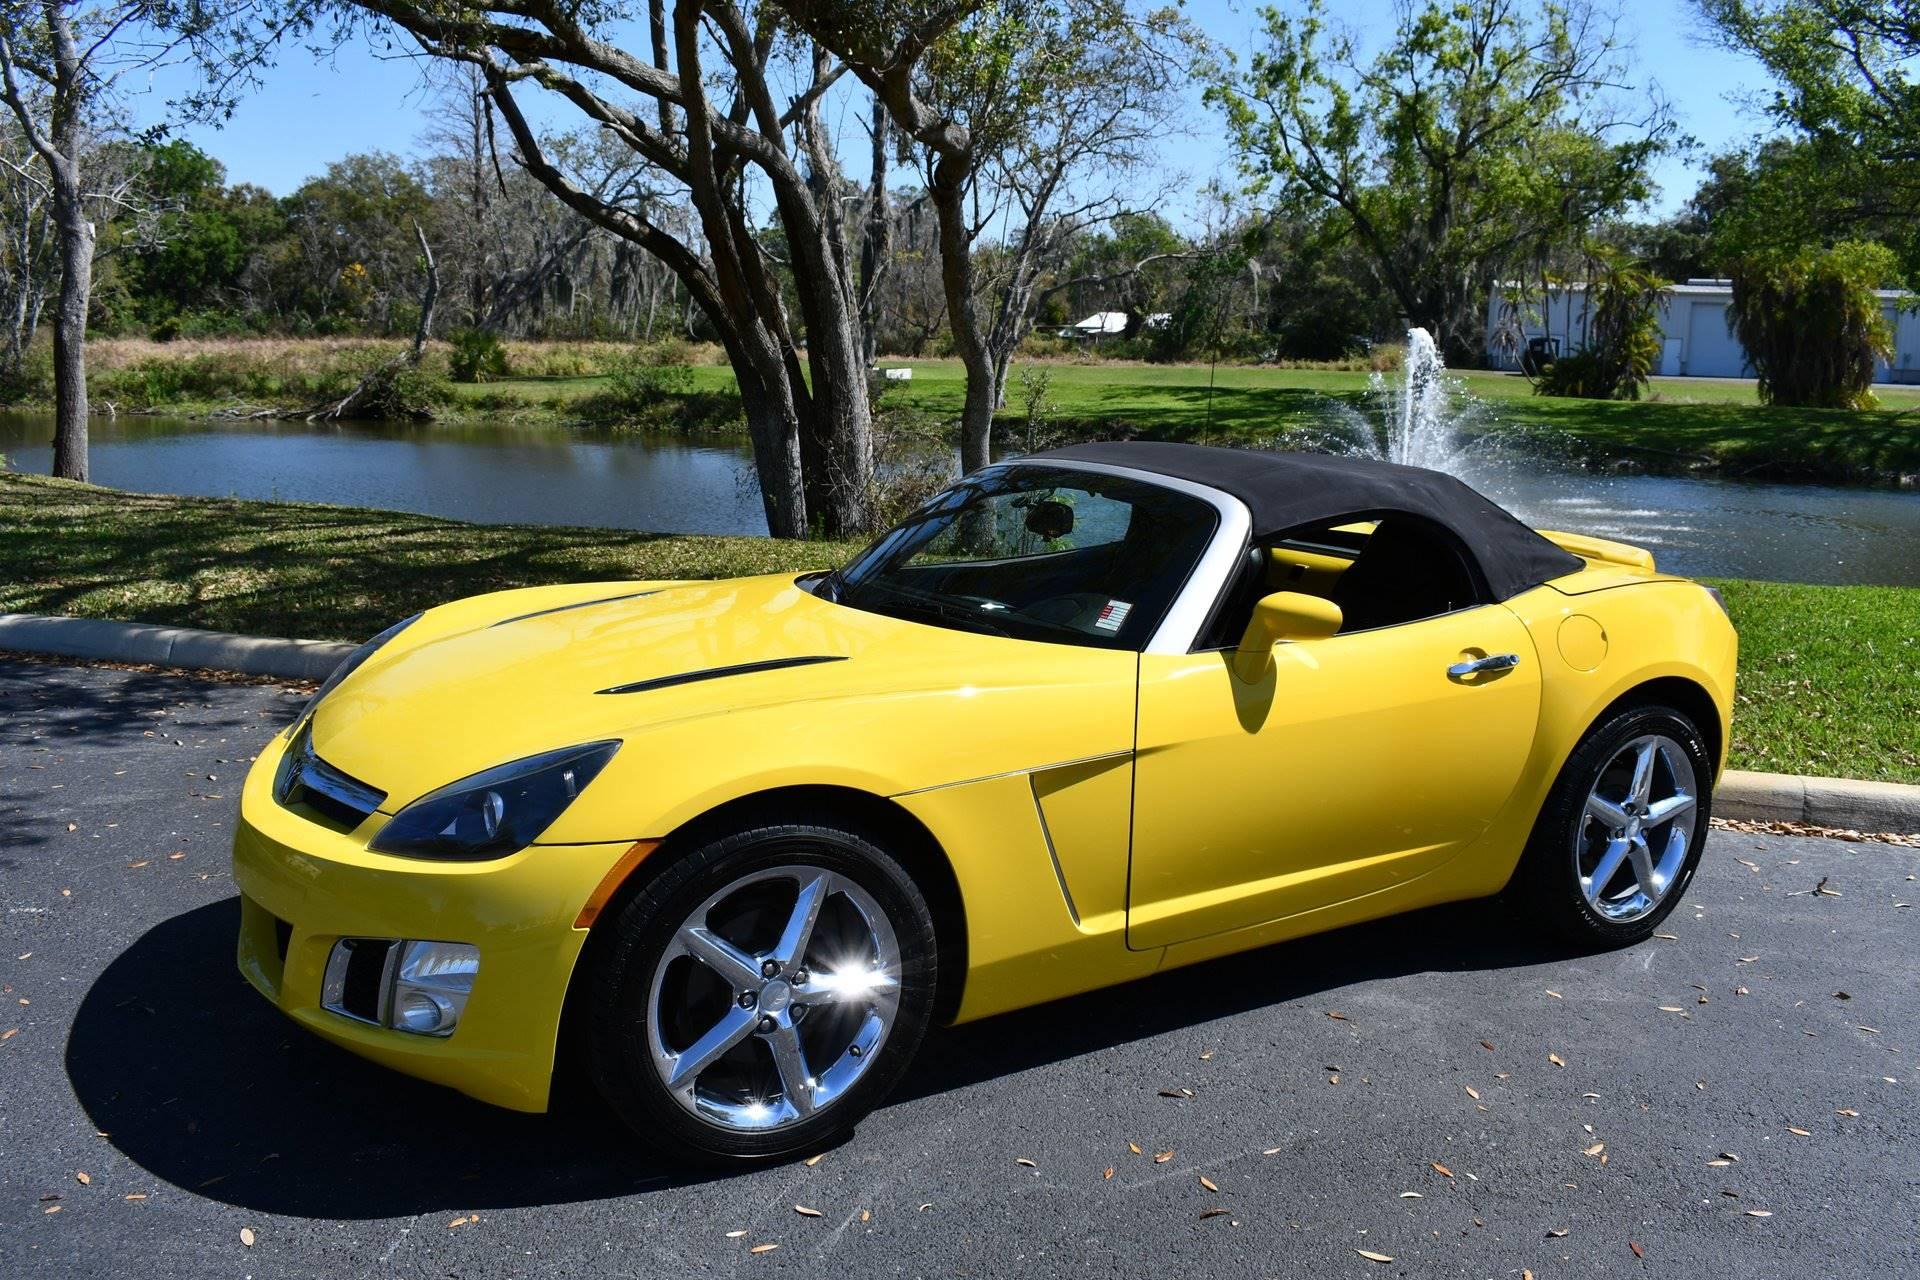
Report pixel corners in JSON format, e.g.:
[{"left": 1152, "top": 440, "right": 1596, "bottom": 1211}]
[
  {"left": 74, "top": 1172, "right": 90, "bottom": 1185},
  {"left": 1547, "top": 1227, "right": 1569, "bottom": 1238},
  {"left": 1549, "top": 1052, "right": 1567, "bottom": 1068},
  {"left": 1399, "top": 1192, "right": 1423, "bottom": 1199},
  {"left": 1745, "top": 1209, "right": 1774, "bottom": 1218},
  {"left": 1630, "top": 1240, "right": 1645, "bottom": 1258},
  {"left": 803, "top": 1153, "right": 825, "bottom": 1168},
  {"left": 1153, "top": 1150, "right": 1175, "bottom": 1164},
  {"left": 794, "top": 1205, "right": 823, "bottom": 1217},
  {"left": 1198, "top": 1175, "right": 1219, "bottom": 1193},
  {"left": 239, "top": 1228, "right": 256, "bottom": 1248},
  {"left": 1014, "top": 1157, "right": 1037, "bottom": 1168},
  {"left": 1327, "top": 1010, "right": 1348, "bottom": 1021},
  {"left": 1430, "top": 1161, "right": 1453, "bottom": 1178},
  {"left": 725, "top": 1230, "right": 748, "bottom": 1239},
  {"left": 1356, "top": 1249, "right": 1394, "bottom": 1263},
  {"left": 1583, "top": 1143, "right": 1606, "bottom": 1157},
  {"left": 1480, "top": 1039, "right": 1496, "bottom": 1052},
  {"left": 1157, "top": 1087, "right": 1195, "bottom": 1099},
  {"left": 1198, "top": 1207, "right": 1231, "bottom": 1220},
  {"left": 1786, "top": 1126, "right": 1811, "bottom": 1137},
  {"left": 1128, "top": 1141, "right": 1142, "bottom": 1155},
  {"left": 1103, "top": 1166, "right": 1115, "bottom": 1181},
  {"left": 749, "top": 1243, "right": 779, "bottom": 1255},
  {"left": 1464, "top": 1085, "right": 1480, "bottom": 1099},
  {"left": 1545, "top": 989, "right": 1563, "bottom": 999},
  {"left": 1836, "top": 1108, "right": 1860, "bottom": 1117}
]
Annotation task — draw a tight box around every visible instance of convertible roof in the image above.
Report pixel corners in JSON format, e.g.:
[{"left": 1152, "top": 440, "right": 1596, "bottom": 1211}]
[{"left": 1028, "top": 441, "right": 1582, "bottom": 600}]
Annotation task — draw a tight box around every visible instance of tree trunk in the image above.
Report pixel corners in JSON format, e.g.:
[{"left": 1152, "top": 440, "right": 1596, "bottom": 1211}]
[
  {"left": 857, "top": 93, "right": 891, "bottom": 367},
  {"left": 48, "top": 177, "right": 91, "bottom": 482},
  {"left": 930, "top": 177, "right": 994, "bottom": 474}
]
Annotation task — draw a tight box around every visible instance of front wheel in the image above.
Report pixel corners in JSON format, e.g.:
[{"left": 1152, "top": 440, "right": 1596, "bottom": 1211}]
[
  {"left": 584, "top": 822, "right": 937, "bottom": 1163},
  {"left": 1511, "top": 703, "right": 1714, "bottom": 946}
]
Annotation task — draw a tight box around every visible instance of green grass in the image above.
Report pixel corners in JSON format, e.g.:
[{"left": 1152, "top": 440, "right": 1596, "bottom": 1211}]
[
  {"left": 451, "top": 356, "right": 1920, "bottom": 482},
  {"left": 1707, "top": 578, "right": 1920, "bottom": 785},
  {"left": 0, "top": 473, "right": 858, "bottom": 643},
  {"left": 3, "top": 472, "right": 1913, "bottom": 783}
]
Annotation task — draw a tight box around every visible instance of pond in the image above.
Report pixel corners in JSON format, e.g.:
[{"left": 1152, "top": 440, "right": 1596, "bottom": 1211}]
[{"left": 3, "top": 411, "right": 1918, "bottom": 587}]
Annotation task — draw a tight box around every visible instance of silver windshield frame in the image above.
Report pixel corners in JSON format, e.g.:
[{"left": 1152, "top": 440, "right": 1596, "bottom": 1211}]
[{"left": 1000, "top": 457, "right": 1251, "bottom": 655}]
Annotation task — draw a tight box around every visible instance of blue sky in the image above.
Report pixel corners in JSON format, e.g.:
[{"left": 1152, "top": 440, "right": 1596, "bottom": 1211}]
[{"left": 132, "top": 0, "right": 1773, "bottom": 220}]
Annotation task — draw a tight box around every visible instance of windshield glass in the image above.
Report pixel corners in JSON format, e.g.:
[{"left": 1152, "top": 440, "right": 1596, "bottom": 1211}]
[{"left": 826, "top": 465, "right": 1219, "bottom": 649}]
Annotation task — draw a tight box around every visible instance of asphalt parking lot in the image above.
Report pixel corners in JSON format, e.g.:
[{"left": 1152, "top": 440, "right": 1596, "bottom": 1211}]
[{"left": 2, "top": 656, "right": 1916, "bottom": 1279}]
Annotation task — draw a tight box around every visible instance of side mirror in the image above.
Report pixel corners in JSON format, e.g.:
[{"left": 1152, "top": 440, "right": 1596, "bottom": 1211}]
[{"left": 1236, "top": 592, "right": 1342, "bottom": 672}]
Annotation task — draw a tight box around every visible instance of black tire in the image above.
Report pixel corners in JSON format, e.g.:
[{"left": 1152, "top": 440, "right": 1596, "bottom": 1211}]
[
  {"left": 584, "top": 820, "right": 938, "bottom": 1164},
  {"left": 1510, "top": 702, "right": 1714, "bottom": 947}
]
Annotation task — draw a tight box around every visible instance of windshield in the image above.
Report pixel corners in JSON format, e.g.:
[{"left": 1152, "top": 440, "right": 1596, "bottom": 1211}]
[{"left": 824, "top": 464, "right": 1219, "bottom": 650}]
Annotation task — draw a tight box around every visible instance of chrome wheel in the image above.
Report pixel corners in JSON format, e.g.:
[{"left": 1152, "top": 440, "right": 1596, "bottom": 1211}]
[
  {"left": 645, "top": 865, "right": 902, "bottom": 1132},
  {"left": 1574, "top": 733, "right": 1699, "bottom": 922}
]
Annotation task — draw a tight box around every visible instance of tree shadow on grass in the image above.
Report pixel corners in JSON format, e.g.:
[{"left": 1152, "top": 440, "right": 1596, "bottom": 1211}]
[{"left": 65, "top": 891, "right": 1570, "bottom": 1219}]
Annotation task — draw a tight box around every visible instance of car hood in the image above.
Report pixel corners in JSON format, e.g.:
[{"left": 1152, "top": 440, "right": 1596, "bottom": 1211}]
[{"left": 305, "top": 573, "right": 1111, "bottom": 810}]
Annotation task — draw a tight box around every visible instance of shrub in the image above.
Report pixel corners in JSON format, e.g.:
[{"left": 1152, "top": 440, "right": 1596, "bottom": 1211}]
[
  {"left": 448, "top": 328, "right": 510, "bottom": 383},
  {"left": 1528, "top": 250, "right": 1667, "bottom": 401},
  {"left": 1728, "top": 241, "right": 1899, "bottom": 409},
  {"left": 1530, "top": 348, "right": 1613, "bottom": 399},
  {"left": 605, "top": 347, "right": 696, "bottom": 404}
]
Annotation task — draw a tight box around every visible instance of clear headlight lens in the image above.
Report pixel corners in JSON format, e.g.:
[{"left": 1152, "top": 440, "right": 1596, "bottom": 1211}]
[
  {"left": 295, "top": 612, "right": 422, "bottom": 732},
  {"left": 391, "top": 941, "right": 480, "bottom": 1036},
  {"left": 368, "top": 740, "right": 621, "bottom": 860}
]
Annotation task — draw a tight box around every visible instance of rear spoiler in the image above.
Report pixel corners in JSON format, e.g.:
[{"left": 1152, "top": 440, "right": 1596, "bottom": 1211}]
[{"left": 1537, "top": 528, "right": 1657, "bottom": 573}]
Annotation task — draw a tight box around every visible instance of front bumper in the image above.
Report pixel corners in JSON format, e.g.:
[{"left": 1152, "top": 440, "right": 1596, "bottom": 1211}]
[{"left": 232, "top": 730, "right": 634, "bottom": 1112}]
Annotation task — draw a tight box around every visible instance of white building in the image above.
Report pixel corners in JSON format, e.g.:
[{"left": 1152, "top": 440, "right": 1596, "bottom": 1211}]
[{"left": 1486, "top": 278, "right": 1920, "bottom": 384}]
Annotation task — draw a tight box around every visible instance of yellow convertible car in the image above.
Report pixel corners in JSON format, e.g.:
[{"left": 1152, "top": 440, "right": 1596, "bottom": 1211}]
[{"left": 232, "top": 442, "right": 1736, "bottom": 1161}]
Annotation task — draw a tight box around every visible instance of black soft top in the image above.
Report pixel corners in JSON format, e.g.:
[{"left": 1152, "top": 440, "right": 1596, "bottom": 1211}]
[{"left": 1029, "top": 441, "right": 1582, "bottom": 601}]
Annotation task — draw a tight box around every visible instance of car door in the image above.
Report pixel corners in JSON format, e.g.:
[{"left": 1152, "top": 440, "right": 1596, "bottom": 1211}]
[{"left": 1126, "top": 602, "right": 1541, "bottom": 950}]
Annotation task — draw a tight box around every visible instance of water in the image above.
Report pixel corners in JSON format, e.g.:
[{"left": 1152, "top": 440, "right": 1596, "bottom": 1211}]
[
  {"left": 0, "top": 413, "right": 767, "bottom": 535},
  {"left": 4, "top": 400, "right": 1918, "bottom": 586}
]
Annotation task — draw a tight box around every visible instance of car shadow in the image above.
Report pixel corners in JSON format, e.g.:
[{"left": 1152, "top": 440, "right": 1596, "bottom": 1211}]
[{"left": 67, "top": 894, "right": 1572, "bottom": 1218}]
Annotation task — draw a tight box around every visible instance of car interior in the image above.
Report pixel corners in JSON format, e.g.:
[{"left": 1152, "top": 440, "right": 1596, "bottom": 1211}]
[
  {"left": 885, "top": 487, "right": 1217, "bottom": 645},
  {"left": 1199, "top": 512, "right": 1488, "bottom": 649}
]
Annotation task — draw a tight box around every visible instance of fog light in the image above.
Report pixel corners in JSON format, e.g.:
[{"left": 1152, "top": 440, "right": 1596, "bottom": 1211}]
[
  {"left": 390, "top": 940, "right": 479, "bottom": 1038},
  {"left": 319, "top": 938, "right": 478, "bottom": 1038}
]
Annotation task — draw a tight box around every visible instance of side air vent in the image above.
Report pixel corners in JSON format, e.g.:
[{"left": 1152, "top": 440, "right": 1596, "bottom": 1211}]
[{"left": 596, "top": 655, "right": 847, "bottom": 695}]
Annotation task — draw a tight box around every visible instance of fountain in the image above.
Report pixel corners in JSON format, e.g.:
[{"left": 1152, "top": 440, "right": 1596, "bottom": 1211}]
[{"left": 1319, "top": 326, "right": 1482, "bottom": 477}]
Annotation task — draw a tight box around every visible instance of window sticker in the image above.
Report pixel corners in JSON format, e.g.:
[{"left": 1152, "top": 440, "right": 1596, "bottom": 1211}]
[{"left": 1094, "top": 600, "right": 1133, "bottom": 632}]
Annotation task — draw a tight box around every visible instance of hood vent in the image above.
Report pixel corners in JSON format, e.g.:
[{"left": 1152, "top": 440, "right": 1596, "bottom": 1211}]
[
  {"left": 596, "top": 655, "right": 847, "bottom": 696},
  {"left": 491, "top": 590, "right": 659, "bottom": 628}
]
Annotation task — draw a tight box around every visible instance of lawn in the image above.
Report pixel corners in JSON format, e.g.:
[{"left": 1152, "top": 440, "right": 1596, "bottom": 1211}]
[
  {"left": 453, "top": 355, "right": 1920, "bottom": 482},
  {"left": 3, "top": 472, "right": 1914, "bottom": 784}
]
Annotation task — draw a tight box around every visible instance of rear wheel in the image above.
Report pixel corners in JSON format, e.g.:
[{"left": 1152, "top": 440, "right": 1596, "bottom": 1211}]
[
  {"left": 584, "top": 822, "right": 937, "bottom": 1163},
  {"left": 1513, "top": 703, "right": 1713, "bottom": 946}
]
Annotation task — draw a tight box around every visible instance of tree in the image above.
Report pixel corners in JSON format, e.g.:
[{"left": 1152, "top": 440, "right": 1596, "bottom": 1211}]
[
  {"left": 1727, "top": 239, "right": 1898, "bottom": 408},
  {"left": 1697, "top": 1, "right": 1918, "bottom": 173},
  {"left": 318, "top": 0, "right": 878, "bottom": 538},
  {"left": 1209, "top": 0, "right": 1674, "bottom": 363},
  {"left": 1528, "top": 246, "right": 1665, "bottom": 400},
  {"left": 787, "top": 0, "right": 1192, "bottom": 476},
  {"left": 1698, "top": 1, "right": 1920, "bottom": 272},
  {"left": 0, "top": 2, "right": 251, "bottom": 479}
]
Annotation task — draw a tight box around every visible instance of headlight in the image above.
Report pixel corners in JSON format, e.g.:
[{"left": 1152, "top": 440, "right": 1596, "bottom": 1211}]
[
  {"left": 368, "top": 740, "right": 620, "bottom": 860},
  {"left": 295, "top": 612, "right": 422, "bottom": 732}
]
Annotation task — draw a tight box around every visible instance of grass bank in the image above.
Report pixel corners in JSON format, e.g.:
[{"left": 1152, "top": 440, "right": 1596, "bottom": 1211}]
[
  {"left": 7, "top": 339, "right": 1919, "bottom": 483},
  {"left": 2, "top": 473, "right": 1913, "bottom": 784}
]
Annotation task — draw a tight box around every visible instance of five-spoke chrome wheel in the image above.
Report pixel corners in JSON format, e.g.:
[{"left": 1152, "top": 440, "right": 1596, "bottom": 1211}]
[
  {"left": 1574, "top": 733, "right": 1699, "bottom": 922},
  {"left": 645, "top": 865, "right": 902, "bottom": 1132}
]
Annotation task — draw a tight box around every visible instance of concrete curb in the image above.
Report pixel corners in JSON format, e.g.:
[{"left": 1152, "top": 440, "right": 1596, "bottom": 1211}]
[
  {"left": 1717, "top": 769, "right": 1920, "bottom": 836},
  {"left": 3, "top": 611, "right": 1918, "bottom": 834},
  {"left": 0, "top": 612, "right": 355, "bottom": 681}
]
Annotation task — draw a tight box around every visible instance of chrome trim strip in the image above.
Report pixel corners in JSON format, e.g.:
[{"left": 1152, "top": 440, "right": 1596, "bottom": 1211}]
[
  {"left": 1027, "top": 775, "right": 1082, "bottom": 926},
  {"left": 490, "top": 589, "right": 659, "bottom": 627},
  {"left": 889, "top": 749, "right": 1132, "bottom": 798},
  {"left": 596, "top": 655, "right": 847, "bottom": 696},
  {"left": 1000, "top": 457, "right": 1252, "bottom": 654}
]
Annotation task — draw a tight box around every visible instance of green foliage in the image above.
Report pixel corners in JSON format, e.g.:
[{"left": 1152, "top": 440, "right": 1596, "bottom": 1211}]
[
  {"left": 447, "top": 328, "right": 510, "bottom": 383},
  {"left": 1210, "top": 0, "right": 1672, "bottom": 360},
  {"left": 1727, "top": 240, "right": 1899, "bottom": 409},
  {"left": 605, "top": 346, "right": 696, "bottom": 403},
  {"left": 1530, "top": 249, "right": 1665, "bottom": 401}
]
